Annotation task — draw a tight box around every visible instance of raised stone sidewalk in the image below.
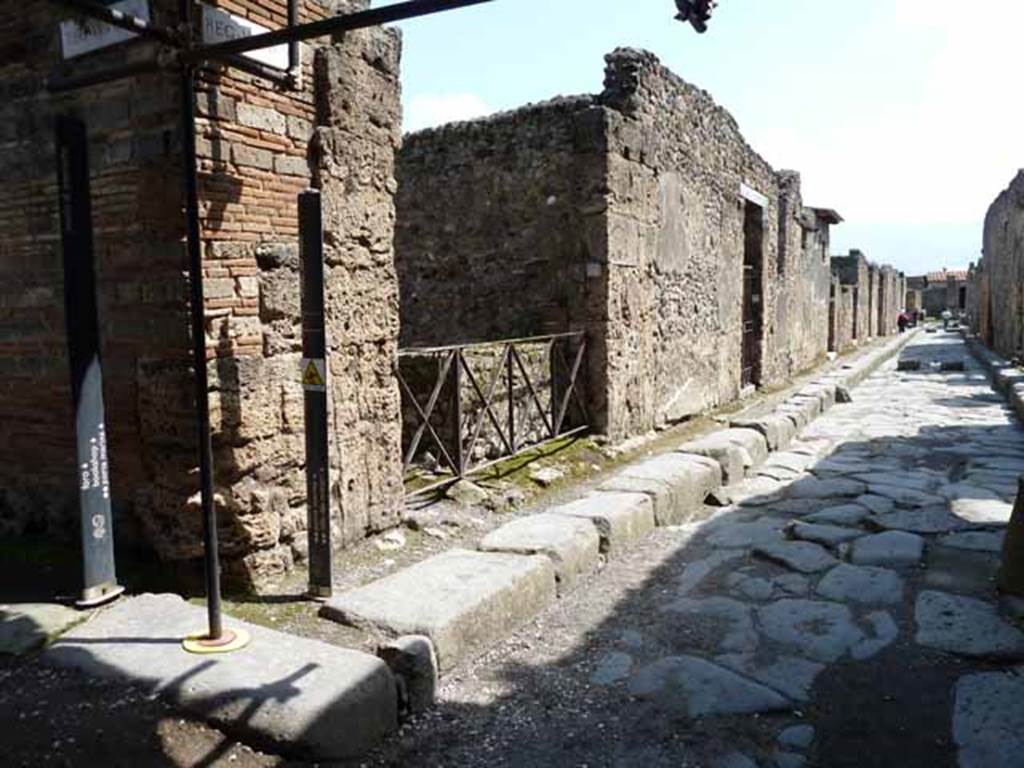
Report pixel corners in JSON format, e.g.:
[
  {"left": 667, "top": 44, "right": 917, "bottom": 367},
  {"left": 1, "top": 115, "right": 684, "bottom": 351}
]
[
  {"left": 23, "top": 331, "right": 916, "bottom": 763},
  {"left": 320, "top": 331, "right": 919, "bottom": 687}
]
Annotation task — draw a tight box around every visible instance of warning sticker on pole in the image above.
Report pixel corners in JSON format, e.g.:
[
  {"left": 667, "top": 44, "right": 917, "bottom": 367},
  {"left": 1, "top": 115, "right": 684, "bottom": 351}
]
[{"left": 300, "top": 358, "right": 327, "bottom": 392}]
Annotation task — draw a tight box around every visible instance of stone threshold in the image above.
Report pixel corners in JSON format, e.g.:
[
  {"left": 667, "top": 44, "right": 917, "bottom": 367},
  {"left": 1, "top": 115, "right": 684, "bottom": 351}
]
[{"left": 319, "top": 330, "right": 919, "bottom": 710}]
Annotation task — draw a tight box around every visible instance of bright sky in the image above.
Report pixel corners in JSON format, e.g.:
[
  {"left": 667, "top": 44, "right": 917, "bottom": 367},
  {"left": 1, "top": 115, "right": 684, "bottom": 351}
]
[{"left": 392, "top": 0, "right": 1023, "bottom": 276}]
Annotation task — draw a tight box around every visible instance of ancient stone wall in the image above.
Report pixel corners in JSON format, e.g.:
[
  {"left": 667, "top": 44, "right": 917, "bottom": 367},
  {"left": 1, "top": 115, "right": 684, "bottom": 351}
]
[
  {"left": 0, "top": 0, "right": 404, "bottom": 589},
  {"left": 396, "top": 48, "right": 836, "bottom": 443},
  {"left": 395, "top": 98, "right": 605, "bottom": 348},
  {"left": 831, "top": 251, "right": 871, "bottom": 343},
  {"left": 831, "top": 285, "right": 856, "bottom": 353},
  {"left": 0, "top": 0, "right": 184, "bottom": 542},
  {"left": 980, "top": 171, "right": 1024, "bottom": 357}
]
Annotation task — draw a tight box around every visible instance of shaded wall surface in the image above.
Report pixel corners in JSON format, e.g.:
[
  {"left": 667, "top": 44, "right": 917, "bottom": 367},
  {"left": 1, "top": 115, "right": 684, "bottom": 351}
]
[
  {"left": 0, "top": 0, "right": 404, "bottom": 588},
  {"left": 977, "top": 171, "right": 1024, "bottom": 357},
  {"left": 396, "top": 48, "right": 834, "bottom": 442}
]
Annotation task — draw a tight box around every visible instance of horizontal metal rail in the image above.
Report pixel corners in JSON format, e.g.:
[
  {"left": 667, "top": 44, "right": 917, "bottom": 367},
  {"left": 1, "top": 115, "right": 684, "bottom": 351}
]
[
  {"left": 186, "top": 0, "right": 493, "bottom": 64},
  {"left": 398, "top": 332, "right": 589, "bottom": 497}
]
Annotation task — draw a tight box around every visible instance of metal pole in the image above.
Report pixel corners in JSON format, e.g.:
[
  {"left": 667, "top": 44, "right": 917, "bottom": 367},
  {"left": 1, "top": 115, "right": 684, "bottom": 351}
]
[
  {"left": 55, "top": 116, "right": 125, "bottom": 609},
  {"left": 299, "top": 190, "right": 332, "bottom": 598},
  {"left": 180, "top": 10, "right": 222, "bottom": 639},
  {"left": 186, "top": 0, "right": 493, "bottom": 64}
]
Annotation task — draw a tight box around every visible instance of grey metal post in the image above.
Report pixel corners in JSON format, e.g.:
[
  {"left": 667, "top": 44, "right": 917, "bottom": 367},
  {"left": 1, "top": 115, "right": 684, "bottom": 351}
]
[
  {"left": 55, "top": 116, "right": 124, "bottom": 608},
  {"left": 299, "top": 190, "right": 333, "bottom": 597}
]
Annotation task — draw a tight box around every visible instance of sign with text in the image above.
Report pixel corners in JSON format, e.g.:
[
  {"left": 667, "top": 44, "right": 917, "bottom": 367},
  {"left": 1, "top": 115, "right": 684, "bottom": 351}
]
[
  {"left": 59, "top": 0, "right": 150, "bottom": 59},
  {"left": 201, "top": 5, "right": 289, "bottom": 71}
]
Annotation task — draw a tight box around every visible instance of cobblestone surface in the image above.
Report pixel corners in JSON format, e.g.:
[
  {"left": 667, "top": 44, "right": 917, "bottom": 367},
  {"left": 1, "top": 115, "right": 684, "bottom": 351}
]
[{"left": 362, "top": 332, "right": 1024, "bottom": 768}]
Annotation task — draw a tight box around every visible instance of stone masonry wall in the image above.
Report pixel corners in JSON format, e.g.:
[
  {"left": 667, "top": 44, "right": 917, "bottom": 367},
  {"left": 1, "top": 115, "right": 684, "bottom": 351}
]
[
  {"left": 0, "top": 1, "right": 184, "bottom": 542},
  {"left": 0, "top": 0, "right": 404, "bottom": 589},
  {"left": 395, "top": 48, "right": 836, "bottom": 444},
  {"left": 979, "top": 170, "right": 1024, "bottom": 357}
]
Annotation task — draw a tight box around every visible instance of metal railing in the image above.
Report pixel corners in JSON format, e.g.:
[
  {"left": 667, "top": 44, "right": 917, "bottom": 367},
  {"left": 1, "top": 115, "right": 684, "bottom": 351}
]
[{"left": 396, "top": 332, "right": 589, "bottom": 495}]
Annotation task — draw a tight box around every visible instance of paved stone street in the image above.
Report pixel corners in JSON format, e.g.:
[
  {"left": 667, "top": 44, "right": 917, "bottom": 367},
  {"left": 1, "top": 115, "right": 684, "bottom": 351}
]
[{"left": 363, "top": 332, "right": 1024, "bottom": 768}]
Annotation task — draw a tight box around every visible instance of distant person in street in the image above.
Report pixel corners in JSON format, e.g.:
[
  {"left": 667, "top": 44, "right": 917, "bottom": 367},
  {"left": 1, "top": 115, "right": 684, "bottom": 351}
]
[
  {"left": 898, "top": 311, "right": 909, "bottom": 334},
  {"left": 942, "top": 308, "right": 953, "bottom": 330}
]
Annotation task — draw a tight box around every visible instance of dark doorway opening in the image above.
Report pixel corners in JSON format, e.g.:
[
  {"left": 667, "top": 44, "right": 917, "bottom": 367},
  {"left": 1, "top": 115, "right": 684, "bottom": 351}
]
[
  {"left": 852, "top": 286, "right": 860, "bottom": 340},
  {"left": 741, "top": 200, "right": 764, "bottom": 389},
  {"left": 958, "top": 286, "right": 967, "bottom": 311}
]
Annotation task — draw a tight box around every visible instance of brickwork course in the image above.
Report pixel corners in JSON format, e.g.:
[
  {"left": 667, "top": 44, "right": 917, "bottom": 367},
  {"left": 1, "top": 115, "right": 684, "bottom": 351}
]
[
  {"left": 2, "top": 32, "right": 906, "bottom": 587},
  {"left": 0, "top": 0, "right": 403, "bottom": 587}
]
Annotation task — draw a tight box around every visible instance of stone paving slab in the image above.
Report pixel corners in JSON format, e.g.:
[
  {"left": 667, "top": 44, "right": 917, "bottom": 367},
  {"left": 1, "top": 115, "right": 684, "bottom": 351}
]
[
  {"left": 849, "top": 531, "right": 925, "bottom": 567},
  {"left": 628, "top": 655, "right": 790, "bottom": 717},
  {"left": 722, "top": 428, "right": 770, "bottom": 468},
  {"left": 731, "top": 414, "right": 795, "bottom": 451},
  {"left": 914, "top": 590, "right": 1024, "bottom": 660},
  {"left": 479, "top": 513, "right": 599, "bottom": 593},
  {"left": 1, "top": 602, "right": 82, "bottom": 655},
  {"left": 953, "top": 671, "right": 1024, "bottom": 768},
  {"left": 321, "top": 549, "right": 556, "bottom": 671},
  {"left": 43, "top": 594, "right": 397, "bottom": 760},
  {"left": 550, "top": 492, "right": 655, "bottom": 554}
]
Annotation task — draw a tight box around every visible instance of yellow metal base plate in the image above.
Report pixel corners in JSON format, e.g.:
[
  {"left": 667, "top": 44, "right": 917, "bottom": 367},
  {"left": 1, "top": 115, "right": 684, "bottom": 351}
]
[{"left": 181, "top": 627, "right": 251, "bottom": 655}]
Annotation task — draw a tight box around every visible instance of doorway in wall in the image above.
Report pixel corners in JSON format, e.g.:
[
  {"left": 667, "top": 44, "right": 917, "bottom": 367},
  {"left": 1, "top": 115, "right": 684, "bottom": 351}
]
[
  {"left": 741, "top": 200, "right": 764, "bottom": 389},
  {"left": 958, "top": 286, "right": 967, "bottom": 311}
]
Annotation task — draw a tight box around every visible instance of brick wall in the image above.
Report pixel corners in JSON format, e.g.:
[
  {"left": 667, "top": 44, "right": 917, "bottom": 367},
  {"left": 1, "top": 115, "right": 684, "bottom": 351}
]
[{"left": 0, "top": 0, "right": 405, "bottom": 590}]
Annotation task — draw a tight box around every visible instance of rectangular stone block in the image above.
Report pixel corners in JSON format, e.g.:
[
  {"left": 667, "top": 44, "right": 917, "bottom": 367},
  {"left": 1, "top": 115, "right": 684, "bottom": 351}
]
[
  {"left": 44, "top": 594, "right": 397, "bottom": 760},
  {"left": 722, "top": 427, "right": 769, "bottom": 468},
  {"left": 676, "top": 432, "right": 748, "bottom": 485},
  {"left": 320, "top": 549, "right": 556, "bottom": 671},
  {"left": 731, "top": 414, "right": 795, "bottom": 451},
  {"left": 550, "top": 492, "right": 655, "bottom": 554},
  {"left": 479, "top": 513, "right": 600, "bottom": 594},
  {"left": 601, "top": 453, "right": 719, "bottom": 526}
]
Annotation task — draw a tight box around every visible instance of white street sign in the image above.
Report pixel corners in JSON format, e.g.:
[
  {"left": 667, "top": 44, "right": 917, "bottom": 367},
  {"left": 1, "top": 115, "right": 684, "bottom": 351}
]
[
  {"left": 60, "top": 0, "right": 151, "bottom": 59},
  {"left": 201, "top": 5, "right": 290, "bottom": 71}
]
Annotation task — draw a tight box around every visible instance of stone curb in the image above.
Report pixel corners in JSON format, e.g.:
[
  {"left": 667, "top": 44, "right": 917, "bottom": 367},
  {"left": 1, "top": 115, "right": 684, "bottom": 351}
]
[
  {"left": 42, "top": 593, "right": 399, "bottom": 761},
  {"left": 962, "top": 331, "right": 1024, "bottom": 422},
  {"left": 314, "top": 331, "right": 917, "bottom": 744}
]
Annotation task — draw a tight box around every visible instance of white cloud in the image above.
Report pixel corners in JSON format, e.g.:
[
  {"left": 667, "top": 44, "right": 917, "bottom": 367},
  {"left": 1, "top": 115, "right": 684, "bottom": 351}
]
[{"left": 404, "top": 92, "right": 493, "bottom": 133}]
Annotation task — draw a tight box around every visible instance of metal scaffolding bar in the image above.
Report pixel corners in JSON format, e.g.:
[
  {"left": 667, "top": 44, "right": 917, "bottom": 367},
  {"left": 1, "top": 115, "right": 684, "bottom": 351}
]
[{"left": 187, "top": 0, "right": 492, "bottom": 64}]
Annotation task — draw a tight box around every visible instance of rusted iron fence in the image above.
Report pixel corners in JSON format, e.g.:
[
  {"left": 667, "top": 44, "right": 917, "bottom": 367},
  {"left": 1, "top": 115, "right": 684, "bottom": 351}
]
[{"left": 396, "top": 332, "right": 589, "bottom": 495}]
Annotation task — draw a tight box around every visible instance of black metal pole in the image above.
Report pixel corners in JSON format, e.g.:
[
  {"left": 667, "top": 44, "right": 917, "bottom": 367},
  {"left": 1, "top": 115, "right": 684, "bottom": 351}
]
[
  {"left": 299, "top": 190, "right": 332, "bottom": 598},
  {"left": 180, "top": 18, "right": 222, "bottom": 637},
  {"left": 186, "top": 0, "right": 493, "bottom": 64},
  {"left": 55, "top": 116, "right": 124, "bottom": 608}
]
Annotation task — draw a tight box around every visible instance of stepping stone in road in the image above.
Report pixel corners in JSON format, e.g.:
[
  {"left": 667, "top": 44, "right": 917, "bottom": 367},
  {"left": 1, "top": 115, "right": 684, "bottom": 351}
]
[
  {"left": 914, "top": 590, "right": 1024, "bottom": 660},
  {"left": 848, "top": 531, "right": 925, "bottom": 567},
  {"left": 756, "top": 599, "right": 865, "bottom": 662},
  {"left": 867, "top": 507, "right": 969, "bottom": 534},
  {"left": 789, "top": 522, "right": 865, "bottom": 548},
  {"left": 953, "top": 671, "right": 1024, "bottom": 768},
  {"left": 627, "top": 655, "right": 790, "bottom": 717},
  {"left": 754, "top": 541, "right": 838, "bottom": 574},
  {"left": 815, "top": 563, "right": 904, "bottom": 605}
]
